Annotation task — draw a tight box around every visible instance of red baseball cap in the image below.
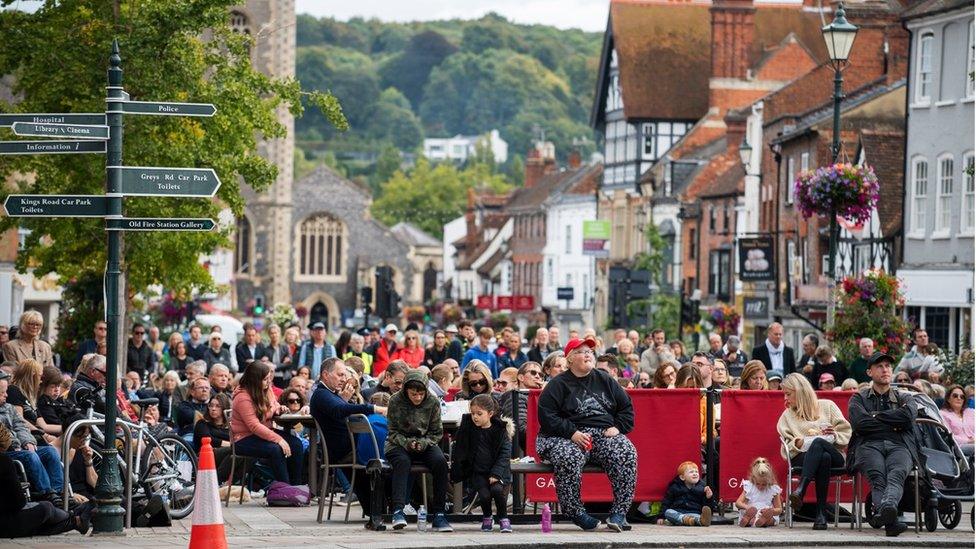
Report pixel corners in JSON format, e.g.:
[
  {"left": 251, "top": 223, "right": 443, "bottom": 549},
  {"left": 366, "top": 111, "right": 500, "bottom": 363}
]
[
  {"left": 819, "top": 372, "right": 835, "bottom": 384},
  {"left": 563, "top": 337, "right": 597, "bottom": 356}
]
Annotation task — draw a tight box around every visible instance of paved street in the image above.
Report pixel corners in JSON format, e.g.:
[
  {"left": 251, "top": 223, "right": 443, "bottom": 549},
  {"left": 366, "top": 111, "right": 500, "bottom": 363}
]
[{"left": 2, "top": 501, "right": 973, "bottom": 548}]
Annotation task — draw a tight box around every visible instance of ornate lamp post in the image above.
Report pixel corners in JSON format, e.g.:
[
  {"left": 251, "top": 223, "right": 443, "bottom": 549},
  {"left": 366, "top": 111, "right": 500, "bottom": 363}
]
[{"left": 821, "top": 3, "right": 858, "bottom": 326}]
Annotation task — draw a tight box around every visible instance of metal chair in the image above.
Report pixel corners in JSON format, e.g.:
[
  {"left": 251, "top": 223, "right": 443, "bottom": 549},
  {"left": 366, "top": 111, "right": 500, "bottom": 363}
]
[
  {"left": 781, "top": 438, "right": 858, "bottom": 528},
  {"left": 854, "top": 466, "right": 923, "bottom": 533},
  {"left": 224, "top": 408, "right": 256, "bottom": 506},
  {"left": 345, "top": 414, "right": 429, "bottom": 517},
  {"left": 314, "top": 416, "right": 355, "bottom": 523}
]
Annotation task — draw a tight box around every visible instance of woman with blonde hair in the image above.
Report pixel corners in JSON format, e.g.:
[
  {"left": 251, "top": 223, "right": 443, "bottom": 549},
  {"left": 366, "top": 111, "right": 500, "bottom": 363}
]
[
  {"left": 8, "top": 358, "right": 49, "bottom": 444},
  {"left": 740, "top": 360, "right": 768, "bottom": 390},
  {"left": 457, "top": 360, "right": 494, "bottom": 400},
  {"left": 1, "top": 310, "right": 53, "bottom": 368},
  {"left": 395, "top": 329, "right": 425, "bottom": 368},
  {"left": 776, "top": 373, "right": 851, "bottom": 529}
]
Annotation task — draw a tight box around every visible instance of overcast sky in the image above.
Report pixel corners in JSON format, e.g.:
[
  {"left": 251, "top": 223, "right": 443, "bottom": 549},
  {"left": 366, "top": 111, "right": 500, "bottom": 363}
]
[{"left": 295, "top": 0, "right": 609, "bottom": 32}]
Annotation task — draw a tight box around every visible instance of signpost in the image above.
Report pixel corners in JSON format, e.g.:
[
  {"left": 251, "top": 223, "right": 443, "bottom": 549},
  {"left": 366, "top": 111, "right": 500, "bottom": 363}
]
[
  {"left": 0, "top": 140, "right": 106, "bottom": 155},
  {"left": 557, "top": 286, "right": 574, "bottom": 309},
  {"left": 118, "top": 166, "right": 220, "bottom": 197},
  {"left": 3, "top": 195, "right": 108, "bottom": 217},
  {"left": 0, "top": 41, "right": 220, "bottom": 534},
  {"left": 11, "top": 121, "right": 109, "bottom": 140}
]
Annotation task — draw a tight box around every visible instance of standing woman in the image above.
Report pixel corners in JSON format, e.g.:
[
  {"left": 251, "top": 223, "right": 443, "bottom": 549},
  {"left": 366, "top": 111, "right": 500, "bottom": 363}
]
[
  {"left": 740, "top": 361, "right": 769, "bottom": 390},
  {"left": 395, "top": 330, "right": 425, "bottom": 368},
  {"left": 2, "top": 311, "right": 54, "bottom": 368},
  {"left": 266, "top": 324, "right": 292, "bottom": 389},
  {"left": 230, "top": 361, "right": 304, "bottom": 485},
  {"left": 776, "top": 373, "right": 851, "bottom": 529}
]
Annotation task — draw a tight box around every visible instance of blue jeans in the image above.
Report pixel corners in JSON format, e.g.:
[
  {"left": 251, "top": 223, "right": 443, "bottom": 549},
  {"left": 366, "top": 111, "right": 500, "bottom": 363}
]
[
  {"left": 234, "top": 430, "right": 304, "bottom": 485},
  {"left": 664, "top": 508, "right": 702, "bottom": 526},
  {"left": 8, "top": 446, "right": 64, "bottom": 493}
]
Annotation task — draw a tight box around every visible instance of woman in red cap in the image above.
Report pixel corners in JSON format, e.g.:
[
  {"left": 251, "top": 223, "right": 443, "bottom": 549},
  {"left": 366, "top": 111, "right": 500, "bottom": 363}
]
[{"left": 535, "top": 337, "right": 636, "bottom": 533}]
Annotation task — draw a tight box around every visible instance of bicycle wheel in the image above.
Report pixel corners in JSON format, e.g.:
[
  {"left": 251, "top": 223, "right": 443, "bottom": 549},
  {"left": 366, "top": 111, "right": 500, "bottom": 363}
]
[{"left": 139, "top": 433, "right": 197, "bottom": 519}]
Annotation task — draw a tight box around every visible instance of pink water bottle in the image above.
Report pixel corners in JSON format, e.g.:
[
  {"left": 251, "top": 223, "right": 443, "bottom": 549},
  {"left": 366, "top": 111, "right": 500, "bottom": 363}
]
[{"left": 541, "top": 503, "right": 552, "bottom": 533}]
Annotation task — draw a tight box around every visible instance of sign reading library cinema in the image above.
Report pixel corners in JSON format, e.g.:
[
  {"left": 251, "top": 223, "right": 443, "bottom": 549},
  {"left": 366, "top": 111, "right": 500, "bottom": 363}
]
[{"left": 11, "top": 122, "right": 109, "bottom": 140}]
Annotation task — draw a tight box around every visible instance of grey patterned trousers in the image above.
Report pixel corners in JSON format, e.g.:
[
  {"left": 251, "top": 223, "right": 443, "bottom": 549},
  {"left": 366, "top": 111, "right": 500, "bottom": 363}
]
[{"left": 536, "top": 428, "right": 638, "bottom": 517}]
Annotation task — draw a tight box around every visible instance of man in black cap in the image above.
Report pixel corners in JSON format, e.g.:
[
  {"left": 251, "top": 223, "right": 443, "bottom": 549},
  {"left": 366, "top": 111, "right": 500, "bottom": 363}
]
[
  {"left": 847, "top": 352, "right": 920, "bottom": 537},
  {"left": 296, "top": 321, "right": 336, "bottom": 379}
]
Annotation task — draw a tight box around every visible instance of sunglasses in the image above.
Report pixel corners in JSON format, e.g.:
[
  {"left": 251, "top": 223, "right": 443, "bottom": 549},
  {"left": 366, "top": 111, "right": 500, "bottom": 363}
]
[
  {"left": 134, "top": 330, "right": 145, "bottom": 335},
  {"left": 950, "top": 393, "right": 965, "bottom": 399},
  {"left": 469, "top": 380, "right": 488, "bottom": 387},
  {"left": 495, "top": 380, "right": 510, "bottom": 386},
  {"left": 524, "top": 370, "right": 542, "bottom": 377},
  {"left": 286, "top": 399, "right": 302, "bottom": 404}
]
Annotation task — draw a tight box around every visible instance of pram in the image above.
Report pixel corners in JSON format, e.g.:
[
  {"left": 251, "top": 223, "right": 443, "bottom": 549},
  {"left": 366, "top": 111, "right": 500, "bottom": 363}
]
[{"left": 862, "top": 388, "right": 974, "bottom": 532}]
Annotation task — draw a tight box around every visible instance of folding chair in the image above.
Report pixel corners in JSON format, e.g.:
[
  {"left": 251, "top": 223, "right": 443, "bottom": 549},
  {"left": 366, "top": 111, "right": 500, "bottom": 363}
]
[
  {"left": 854, "top": 465, "right": 922, "bottom": 533},
  {"left": 345, "top": 414, "right": 428, "bottom": 518},
  {"left": 224, "top": 408, "right": 256, "bottom": 506},
  {"left": 781, "top": 438, "right": 858, "bottom": 528},
  {"left": 315, "top": 416, "right": 354, "bottom": 523}
]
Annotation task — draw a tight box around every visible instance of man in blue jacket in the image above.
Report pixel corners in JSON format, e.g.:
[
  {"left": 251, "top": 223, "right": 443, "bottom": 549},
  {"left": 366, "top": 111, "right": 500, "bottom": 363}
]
[
  {"left": 461, "top": 326, "right": 498, "bottom": 378},
  {"left": 310, "top": 357, "right": 387, "bottom": 526}
]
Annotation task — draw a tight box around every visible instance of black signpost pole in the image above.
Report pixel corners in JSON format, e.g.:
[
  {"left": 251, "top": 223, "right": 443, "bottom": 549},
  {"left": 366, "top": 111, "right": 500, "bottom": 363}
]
[{"left": 93, "top": 39, "right": 125, "bottom": 535}]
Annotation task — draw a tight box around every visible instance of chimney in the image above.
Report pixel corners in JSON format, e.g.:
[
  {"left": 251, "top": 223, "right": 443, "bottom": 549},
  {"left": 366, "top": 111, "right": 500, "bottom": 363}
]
[
  {"left": 710, "top": 0, "right": 756, "bottom": 80},
  {"left": 724, "top": 110, "right": 748, "bottom": 157},
  {"left": 568, "top": 149, "right": 582, "bottom": 169},
  {"left": 524, "top": 142, "right": 557, "bottom": 188},
  {"left": 465, "top": 187, "right": 477, "bottom": 250}
]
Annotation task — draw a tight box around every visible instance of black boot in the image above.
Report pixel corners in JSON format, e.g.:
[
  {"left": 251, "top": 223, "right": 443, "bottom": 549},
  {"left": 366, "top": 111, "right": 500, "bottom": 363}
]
[
  {"left": 812, "top": 508, "right": 828, "bottom": 530},
  {"left": 789, "top": 478, "right": 811, "bottom": 510}
]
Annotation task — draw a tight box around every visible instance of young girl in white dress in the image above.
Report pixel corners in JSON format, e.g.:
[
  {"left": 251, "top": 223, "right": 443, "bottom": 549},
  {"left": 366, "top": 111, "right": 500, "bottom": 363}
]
[{"left": 734, "top": 457, "right": 783, "bottom": 527}]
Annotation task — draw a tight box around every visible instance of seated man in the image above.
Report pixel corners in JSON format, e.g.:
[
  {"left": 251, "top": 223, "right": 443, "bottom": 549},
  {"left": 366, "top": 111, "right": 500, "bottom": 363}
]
[
  {"left": 537, "top": 337, "right": 636, "bottom": 532},
  {"left": 208, "top": 364, "right": 232, "bottom": 397},
  {"left": 0, "top": 374, "right": 64, "bottom": 505},
  {"left": 497, "top": 361, "right": 544, "bottom": 453},
  {"left": 176, "top": 378, "right": 210, "bottom": 436},
  {"left": 848, "top": 352, "right": 919, "bottom": 538},
  {"left": 309, "top": 357, "right": 386, "bottom": 527},
  {"left": 385, "top": 370, "right": 453, "bottom": 532}
]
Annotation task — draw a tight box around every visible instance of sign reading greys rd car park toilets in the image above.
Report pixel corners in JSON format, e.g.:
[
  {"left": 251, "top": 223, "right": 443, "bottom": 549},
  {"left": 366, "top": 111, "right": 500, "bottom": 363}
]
[
  {"left": 3, "top": 194, "right": 108, "bottom": 217},
  {"left": 11, "top": 121, "right": 109, "bottom": 140},
  {"left": 0, "top": 140, "right": 106, "bottom": 155},
  {"left": 120, "top": 101, "right": 216, "bottom": 117},
  {"left": 117, "top": 166, "right": 221, "bottom": 197},
  {"left": 105, "top": 218, "right": 216, "bottom": 231}
]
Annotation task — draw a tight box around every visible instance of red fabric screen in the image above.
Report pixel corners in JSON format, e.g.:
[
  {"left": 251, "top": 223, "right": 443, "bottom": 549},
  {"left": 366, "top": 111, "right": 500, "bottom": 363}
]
[
  {"left": 718, "top": 390, "right": 855, "bottom": 502},
  {"left": 525, "top": 389, "right": 703, "bottom": 502}
]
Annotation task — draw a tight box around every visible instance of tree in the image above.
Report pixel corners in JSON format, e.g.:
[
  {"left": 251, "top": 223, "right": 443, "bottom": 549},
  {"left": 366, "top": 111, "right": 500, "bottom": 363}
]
[
  {"left": 378, "top": 30, "right": 457, "bottom": 108},
  {"left": 366, "top": 88, "right": 424, "bottom": 150},
  {"left": 0, "top": 1, "right": 347, "bottom": 296},
  {"left": 370, "top": 159, "right": 510, "bottom": 238},
  {"left": 369, "top": 143, "right": 402, "bottom": 195}
]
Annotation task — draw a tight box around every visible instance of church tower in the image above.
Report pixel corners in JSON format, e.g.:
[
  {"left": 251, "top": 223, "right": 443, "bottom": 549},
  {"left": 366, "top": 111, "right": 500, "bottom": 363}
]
[{"left": 229, "top": 1, "right": 296, "bottom": 310}]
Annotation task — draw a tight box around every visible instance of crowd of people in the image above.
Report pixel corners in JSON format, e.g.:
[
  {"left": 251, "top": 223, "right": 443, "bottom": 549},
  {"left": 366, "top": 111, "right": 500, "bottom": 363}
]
[{"left": 0, "top": 309, "right": 973, "bottom": 538}]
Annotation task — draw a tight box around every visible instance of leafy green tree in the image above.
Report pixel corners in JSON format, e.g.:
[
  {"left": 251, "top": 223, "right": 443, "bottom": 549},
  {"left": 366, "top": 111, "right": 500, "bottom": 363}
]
[
  {"left": 379, "top": 30, "right": 457, "bottom": 108},
  {"left": 366, "top": 88, "right": 423, "bottom": 150},
  {"left": 296, "top": 46, "right": 378, "bottom": 134},
  {"left": 369, "top": 143, "right": 402, "bottom": 195},
  {"left": 0, "top": 0, "right": 347, "bottom": 296},
  {"left": 370, "top": 159, "right": 509, "bottom": 238},
  {"left": 508, "top": 154, "right": 525, "bottom": 186}
]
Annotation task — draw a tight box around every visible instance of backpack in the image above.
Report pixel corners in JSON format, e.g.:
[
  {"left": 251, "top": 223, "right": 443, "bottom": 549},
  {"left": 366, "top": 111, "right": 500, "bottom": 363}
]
[{"left": 265, "top": 481, "right": 311, "bottom": 507}]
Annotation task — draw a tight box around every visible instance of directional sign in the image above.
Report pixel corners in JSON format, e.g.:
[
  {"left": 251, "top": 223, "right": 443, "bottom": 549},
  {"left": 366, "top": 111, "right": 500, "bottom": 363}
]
[
  {"left": 0, "top": 140, "right": 106, "bottom": 155},
  {"left": 0, "top": 113, "right": 105, "bottom": 127},
  {"left": 3, "top": 195, "right": 107, "bottom": 217},
  {"left": 105, "top": 218, "right": 216, "bottom": 231},
  {"left": 116, "top": 167, "right": 221, "bottom": 197},
  {"left": 121, "top": 101, "right": 216, "bottom": 117},
  {"left": 12, "top": 122, "right": 108, "bottom": 140}
]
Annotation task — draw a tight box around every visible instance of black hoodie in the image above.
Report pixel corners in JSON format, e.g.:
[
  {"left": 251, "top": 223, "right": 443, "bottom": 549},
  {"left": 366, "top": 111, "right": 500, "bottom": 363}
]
[{"left": 451, "top": 414, "right": 513, "bottom": 484}]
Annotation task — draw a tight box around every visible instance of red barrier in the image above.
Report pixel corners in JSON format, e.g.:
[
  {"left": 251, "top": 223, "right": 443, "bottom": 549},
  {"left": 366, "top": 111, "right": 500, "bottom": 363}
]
[
  {"left": 446, "top": 387, "right": 460, "bottom": 402},
  {"left": 525, "top": 389, "right": 703, "bottom": 502},
  {"left": 718, "top": 390, "right": 855, "bottom": 502}
]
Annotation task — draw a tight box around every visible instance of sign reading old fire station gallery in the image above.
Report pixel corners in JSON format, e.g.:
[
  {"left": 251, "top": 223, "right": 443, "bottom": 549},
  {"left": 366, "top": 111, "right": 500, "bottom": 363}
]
[
  {"left": 117, "top": 166, "right": 221, "bottom": 197},
  {"left": 105, "top": 218, "right": 216, "bottom": 231},
  {"left": 3, "top": 194, "right": 108, "bottom": 217}
]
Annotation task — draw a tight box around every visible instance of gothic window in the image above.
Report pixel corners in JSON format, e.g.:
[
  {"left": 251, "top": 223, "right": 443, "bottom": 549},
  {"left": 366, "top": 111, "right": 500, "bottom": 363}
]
[
  {"left": 234, "top": 216, "right": 252, "bottom": 274},
  {"left": 297, "top": 214, "right": 345, "bottom": 281},
  {"left": 229, "top": 10, "right": 251, "bottom": 58}
]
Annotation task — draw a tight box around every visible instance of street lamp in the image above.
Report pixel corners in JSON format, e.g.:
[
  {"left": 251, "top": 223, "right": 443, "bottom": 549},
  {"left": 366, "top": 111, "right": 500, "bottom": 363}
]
[
  {"left": 821, "top": 3, "right": 858, "bottom": 327},
  {"left": 738, "top": 140, "right": 753, "bottom": 174}
]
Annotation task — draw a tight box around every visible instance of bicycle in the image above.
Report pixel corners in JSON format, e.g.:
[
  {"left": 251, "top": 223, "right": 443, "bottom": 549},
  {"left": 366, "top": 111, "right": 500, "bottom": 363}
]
[{"left": 83, "top": 397, "right": 197, "bottom": 519}]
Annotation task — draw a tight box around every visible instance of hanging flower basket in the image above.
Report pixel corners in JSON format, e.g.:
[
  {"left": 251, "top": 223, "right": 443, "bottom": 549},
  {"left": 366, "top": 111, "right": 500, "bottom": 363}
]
[
  {"left": 794, "top": 163, "right": 880, "bottom": 223},
  {"left": 702, "top": 303, "right": 740, "bottom": 337}
]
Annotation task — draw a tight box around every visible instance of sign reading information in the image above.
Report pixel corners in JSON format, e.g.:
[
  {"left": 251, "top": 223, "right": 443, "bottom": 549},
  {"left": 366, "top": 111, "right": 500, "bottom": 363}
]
[{"left": 0, "top": 140, "right": 106, "bottom": 155}]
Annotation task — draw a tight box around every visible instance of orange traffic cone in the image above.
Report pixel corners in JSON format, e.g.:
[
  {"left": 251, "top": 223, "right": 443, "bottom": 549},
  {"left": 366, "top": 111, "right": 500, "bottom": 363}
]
[{"left": 188, "top": 437, "right": 227, "bottom": 549}]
